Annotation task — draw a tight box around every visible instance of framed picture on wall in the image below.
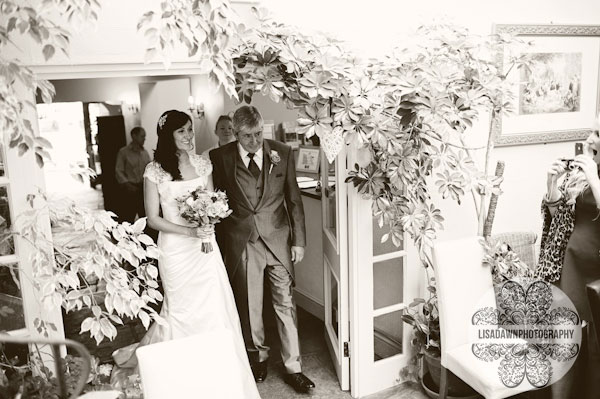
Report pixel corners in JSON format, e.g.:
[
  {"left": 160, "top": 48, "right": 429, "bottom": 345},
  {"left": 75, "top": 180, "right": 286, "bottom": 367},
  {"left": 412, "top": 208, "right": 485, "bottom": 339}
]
[
  {"left": 493, "top": 24, "right": 600, "bottom": 146},
  {"left": 296, "top": 145, "right": 320, "bottom": 174},
  {"left": 263, "top": 120, "right": 275, "bottom": 140}
]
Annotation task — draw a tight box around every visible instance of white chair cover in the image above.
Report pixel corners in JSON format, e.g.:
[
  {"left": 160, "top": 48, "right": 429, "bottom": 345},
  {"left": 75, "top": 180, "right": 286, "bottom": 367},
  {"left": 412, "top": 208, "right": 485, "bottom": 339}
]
[
  {"left": 136, "top": 329, "right": 246, "bottom": 399},
  {"left": 433, "top": 236, "right": 533, "bottom": 399}
]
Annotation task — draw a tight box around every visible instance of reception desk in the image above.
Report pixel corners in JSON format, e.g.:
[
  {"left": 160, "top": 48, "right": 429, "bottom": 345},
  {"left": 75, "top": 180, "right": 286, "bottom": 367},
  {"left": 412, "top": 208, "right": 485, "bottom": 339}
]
[{"left": 294, "top": 187, "right": 325, "bottom": 321}]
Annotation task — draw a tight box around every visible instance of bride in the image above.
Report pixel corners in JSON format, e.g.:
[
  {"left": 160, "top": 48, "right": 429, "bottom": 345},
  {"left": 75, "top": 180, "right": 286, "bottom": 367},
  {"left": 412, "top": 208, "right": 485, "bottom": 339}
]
[{"left": 112, "top": 110, "right": 260, "bottom": 398}]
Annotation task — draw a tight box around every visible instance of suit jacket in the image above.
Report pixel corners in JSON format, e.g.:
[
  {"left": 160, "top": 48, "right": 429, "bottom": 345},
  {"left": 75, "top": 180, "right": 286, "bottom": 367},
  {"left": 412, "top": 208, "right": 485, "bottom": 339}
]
[{"left": 210, "top": 139, "right": 306, "bottom": 279}]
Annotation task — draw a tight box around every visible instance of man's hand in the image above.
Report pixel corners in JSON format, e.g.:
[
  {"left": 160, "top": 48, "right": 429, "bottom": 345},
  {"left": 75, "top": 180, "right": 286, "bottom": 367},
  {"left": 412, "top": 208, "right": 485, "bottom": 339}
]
[{"left": 291, "top": 246, "right": 305, "bottom": 264}]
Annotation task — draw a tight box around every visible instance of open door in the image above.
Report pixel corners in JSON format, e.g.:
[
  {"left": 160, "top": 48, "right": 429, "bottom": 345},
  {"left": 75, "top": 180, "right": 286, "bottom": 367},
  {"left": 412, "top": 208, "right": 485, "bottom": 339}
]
[
  {"left": 321, "top": 145, "right": 350, "bottom": 390},
  {"left": 348, "top": 145, "right": 420, "bottom": 397}
]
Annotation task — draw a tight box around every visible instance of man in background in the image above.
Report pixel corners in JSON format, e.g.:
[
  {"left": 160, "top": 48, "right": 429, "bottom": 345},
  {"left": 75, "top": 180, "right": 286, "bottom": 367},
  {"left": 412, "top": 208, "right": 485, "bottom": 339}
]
[{"left": 115, "top": 126, "right": 150, "bottom": 223}]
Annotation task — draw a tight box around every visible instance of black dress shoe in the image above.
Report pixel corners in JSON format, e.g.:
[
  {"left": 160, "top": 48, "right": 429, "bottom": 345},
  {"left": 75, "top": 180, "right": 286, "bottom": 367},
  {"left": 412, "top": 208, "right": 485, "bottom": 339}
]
[
  {"left": 251, "top": 360, "right": 268, "bottom": 382},
  {"left": 284, "top": 372, "right": 316, "bottom": 393}
]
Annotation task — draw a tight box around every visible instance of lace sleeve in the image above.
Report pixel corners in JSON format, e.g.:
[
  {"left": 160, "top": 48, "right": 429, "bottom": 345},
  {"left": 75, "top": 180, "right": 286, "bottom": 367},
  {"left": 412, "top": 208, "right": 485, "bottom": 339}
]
[
  {"left": 143, "top": 162, "right": 171, "bottom": 185},
  {"left": 190, "top": 153, "right": 213, "bottom": 177}
]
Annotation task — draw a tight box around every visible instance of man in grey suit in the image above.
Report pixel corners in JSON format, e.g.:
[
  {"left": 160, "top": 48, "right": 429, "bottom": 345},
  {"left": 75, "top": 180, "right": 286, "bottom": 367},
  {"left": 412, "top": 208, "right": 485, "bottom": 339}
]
[{"left": 210, "top": 105, "right": 315, "bottom": 393}]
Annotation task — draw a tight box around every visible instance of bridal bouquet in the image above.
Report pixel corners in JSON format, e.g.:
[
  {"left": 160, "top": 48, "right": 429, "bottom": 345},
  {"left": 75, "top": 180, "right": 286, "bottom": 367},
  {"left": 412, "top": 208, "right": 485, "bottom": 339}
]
[{"left": 175, "top": 188, "right": 232, "bottom": 253}]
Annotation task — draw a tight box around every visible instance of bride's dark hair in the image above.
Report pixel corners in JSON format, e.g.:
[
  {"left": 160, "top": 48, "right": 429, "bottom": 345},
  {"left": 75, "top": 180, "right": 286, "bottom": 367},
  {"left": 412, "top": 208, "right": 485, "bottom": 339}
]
[{"left": 154, "top": 110, "right": 192, "bottom": 181}]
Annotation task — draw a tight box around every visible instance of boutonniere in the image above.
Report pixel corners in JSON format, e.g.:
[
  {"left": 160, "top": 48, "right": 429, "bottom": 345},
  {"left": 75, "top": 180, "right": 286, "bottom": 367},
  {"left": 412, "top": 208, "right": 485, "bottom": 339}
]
[{"left": 268, "top": 150, "right": 281, "bottom": 174}]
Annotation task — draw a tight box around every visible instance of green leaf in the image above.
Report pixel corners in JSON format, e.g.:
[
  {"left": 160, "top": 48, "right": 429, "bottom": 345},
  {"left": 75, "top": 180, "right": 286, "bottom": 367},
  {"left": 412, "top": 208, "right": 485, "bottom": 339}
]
[
  {"left": 7, "top": 17, "right": 17, "bottom": 33},
  {"left": 35, "top": 153, "right": 44, "bottom": 168},
  {"left": 18, "top": 142, "right": 29, "bottom": 156},
  {"left": 410, "top": 298, "right": 426, "bottom": 306},
  {"left": 17, "top": 19, "right": 29, "bottom": 34},
  {"left": 34, "top": 136, "right": 53, "bottom": 149},
  {"left": 42, "top": 44, "right": 55, "bottom": 61}
]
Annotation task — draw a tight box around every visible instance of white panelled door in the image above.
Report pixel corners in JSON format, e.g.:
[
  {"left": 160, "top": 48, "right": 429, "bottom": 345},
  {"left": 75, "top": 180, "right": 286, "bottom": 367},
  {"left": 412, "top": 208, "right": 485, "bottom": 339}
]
[
  {"left": 321, "top": 145, "right": 350, "bottom": 390},
  {"left": 347, "top": 146, "right": 419, "bottom": 398}
]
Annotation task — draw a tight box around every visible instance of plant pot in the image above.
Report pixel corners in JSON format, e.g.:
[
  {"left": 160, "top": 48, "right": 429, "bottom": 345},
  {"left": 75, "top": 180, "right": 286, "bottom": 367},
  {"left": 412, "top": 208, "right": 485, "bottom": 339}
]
[
  {"left": 421, "top": 372, "right": 480, "bottom": 399},
  {"left": 423, "top": 351, "right": 479, "bottom": 398}
]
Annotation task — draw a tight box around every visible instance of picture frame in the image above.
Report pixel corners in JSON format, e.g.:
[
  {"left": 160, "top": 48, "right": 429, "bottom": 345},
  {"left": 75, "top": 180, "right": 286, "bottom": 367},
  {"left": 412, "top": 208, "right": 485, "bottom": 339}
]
[
  {"left": 263, "top": 120, "right": 275, "bottom": 140},
  {"left": 493, "top": 24, "right": 600, "bottom": 146},
  {"left": 296, "top": 145, "right": 321, "bottom": 174}
]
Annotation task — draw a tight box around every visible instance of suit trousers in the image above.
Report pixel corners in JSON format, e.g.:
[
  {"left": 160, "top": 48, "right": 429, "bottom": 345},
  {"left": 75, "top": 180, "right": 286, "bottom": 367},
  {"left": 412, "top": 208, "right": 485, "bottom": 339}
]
[
  {"left": 231, "top": 238, "right": 302, "bottom": 374},
  {"left": 119, "top": 183, "right": 145, "bottom": 223}
]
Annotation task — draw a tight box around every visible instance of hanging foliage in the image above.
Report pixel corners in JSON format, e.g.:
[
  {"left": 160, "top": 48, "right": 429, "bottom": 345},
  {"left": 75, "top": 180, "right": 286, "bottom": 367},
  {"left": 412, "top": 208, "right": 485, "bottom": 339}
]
[
  {"left": 18, "top": 194, "right": 164, "bottom": 344},
  {"left": 230, "top": 9, "right": 530, "bottom": 265},
  {"left": 0, "top": 0, "right": 101, "bottom": 167},
  {"left": 137, "top": 0, "right": 241, "bottom": 99}
]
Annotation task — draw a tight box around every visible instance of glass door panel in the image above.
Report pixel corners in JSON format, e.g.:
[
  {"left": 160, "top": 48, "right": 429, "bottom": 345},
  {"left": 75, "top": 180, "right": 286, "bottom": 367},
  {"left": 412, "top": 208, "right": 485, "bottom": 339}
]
[
  {"left": 324, "top": 160, "right": 337, "bottom": 242},
  {"left": 373, "top": 258, "right": 404, "bottom": 310},
  {"left": 373, "top": 311, "right": 404, "bottom": 361},
  {"left": 372, "top": 217, "right": 398, "bottom": 257}
]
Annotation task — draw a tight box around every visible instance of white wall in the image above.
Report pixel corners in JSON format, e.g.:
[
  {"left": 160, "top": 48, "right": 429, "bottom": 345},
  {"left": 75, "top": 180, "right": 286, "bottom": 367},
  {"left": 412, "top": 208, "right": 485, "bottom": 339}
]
[
  {"left": 47, "top": 75, "right": 224, "bottom": 152},
  {"left": 139, "top": 79, "right": 191, "bottom": 155},
  {"left": 262, "top": 0, "right": 600, "bottom": 58}
]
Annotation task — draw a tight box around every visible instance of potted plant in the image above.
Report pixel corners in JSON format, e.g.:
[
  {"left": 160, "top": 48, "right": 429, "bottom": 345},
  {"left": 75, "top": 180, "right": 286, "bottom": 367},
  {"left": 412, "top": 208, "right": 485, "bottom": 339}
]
[{"left": 401, "top": 279, "right": 477, "bottom": 398}]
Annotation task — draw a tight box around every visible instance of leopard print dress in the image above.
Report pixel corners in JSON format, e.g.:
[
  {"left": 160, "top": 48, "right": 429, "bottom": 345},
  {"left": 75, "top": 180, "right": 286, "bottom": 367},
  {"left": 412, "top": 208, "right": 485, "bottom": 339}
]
[{"left": 536, "top": 181, "right": 575, "bottom": 282}]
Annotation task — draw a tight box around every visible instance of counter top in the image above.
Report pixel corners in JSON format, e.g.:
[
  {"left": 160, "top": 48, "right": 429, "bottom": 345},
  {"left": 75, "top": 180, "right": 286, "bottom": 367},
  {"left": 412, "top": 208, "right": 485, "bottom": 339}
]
[{"left": 300, "top": 187, "right": 321, "bottom": 200}]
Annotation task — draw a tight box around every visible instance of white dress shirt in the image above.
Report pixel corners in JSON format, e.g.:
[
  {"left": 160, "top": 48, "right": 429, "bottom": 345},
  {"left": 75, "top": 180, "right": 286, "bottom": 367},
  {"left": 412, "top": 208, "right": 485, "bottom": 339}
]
[{"left": 238, "top": 143, "right": 263, "bottom": 171}]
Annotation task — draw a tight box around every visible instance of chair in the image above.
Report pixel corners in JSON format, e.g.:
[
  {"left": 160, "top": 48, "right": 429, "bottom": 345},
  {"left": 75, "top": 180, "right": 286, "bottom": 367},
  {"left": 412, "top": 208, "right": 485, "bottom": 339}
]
[
  {"left": 0, "top": 334, "right": 121, "bottom": 399},
  {"left": 489, "top": 231, "right": 538, "bottom": 270},
  {"left": 136, "top": 330, "right": 246, "bottom": 398},
  {"left": 433, "top": 236, "right": 534, "bottom": 399},
  {"left": 586, "top": 279, "right": 600, "bottom": 348}
]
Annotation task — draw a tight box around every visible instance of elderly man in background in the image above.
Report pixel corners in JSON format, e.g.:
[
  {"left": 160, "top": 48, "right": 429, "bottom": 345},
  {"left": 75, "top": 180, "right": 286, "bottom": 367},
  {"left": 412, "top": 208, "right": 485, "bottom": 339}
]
[{"left": 115, "top": 126, "right": 151, "bottom": 223}]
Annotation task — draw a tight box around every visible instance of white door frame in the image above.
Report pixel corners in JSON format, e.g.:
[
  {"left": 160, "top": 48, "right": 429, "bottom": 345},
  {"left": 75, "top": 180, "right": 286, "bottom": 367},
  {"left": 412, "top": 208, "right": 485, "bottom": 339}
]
[
  {"left": 13, "top": 63, "right": 200, "bottom": 340},
  {"left": 4, "top": 83, "right": 64, "bottom": 342},
  {"left": 322, "top": 145, "right": 350, "bottom": 390}
]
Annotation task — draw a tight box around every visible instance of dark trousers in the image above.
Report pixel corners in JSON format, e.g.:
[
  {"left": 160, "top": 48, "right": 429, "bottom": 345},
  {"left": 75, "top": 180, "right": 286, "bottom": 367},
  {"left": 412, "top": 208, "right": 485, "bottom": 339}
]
[{"left": 118, "top": 183, "right": 145, "bottom": 223}]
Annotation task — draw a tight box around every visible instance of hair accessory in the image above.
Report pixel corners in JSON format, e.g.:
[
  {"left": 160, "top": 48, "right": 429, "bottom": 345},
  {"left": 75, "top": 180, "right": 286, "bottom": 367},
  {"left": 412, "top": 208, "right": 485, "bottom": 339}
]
[{"left": 158, "top": 114, "right": 168, "bottom": 129}]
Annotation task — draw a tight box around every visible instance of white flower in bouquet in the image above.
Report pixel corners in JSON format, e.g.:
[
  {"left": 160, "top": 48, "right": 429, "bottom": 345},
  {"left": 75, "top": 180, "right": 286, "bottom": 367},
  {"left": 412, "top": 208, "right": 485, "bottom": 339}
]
[{"left": 175, "top": 187, "right": 233, "bottom": 252}]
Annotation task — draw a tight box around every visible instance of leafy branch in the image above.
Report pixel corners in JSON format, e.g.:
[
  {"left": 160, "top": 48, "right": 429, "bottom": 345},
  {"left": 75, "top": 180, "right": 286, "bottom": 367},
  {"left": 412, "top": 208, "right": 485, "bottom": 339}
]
[
  {"left": 0, "top": 0, "right": 101, "bottom": 167},
  {"left": 16, "top": 194, "right": 165, "bottom": 344},
  {"left": 137, "top": 0, "right": 240, "bottom": 99}
]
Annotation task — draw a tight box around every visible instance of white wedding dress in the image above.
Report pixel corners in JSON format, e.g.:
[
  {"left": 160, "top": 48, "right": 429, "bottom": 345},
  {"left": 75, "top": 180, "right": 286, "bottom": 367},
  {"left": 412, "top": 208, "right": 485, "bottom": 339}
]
[{"left": 112, "top": 154, "right": 260, "bottom": 399}]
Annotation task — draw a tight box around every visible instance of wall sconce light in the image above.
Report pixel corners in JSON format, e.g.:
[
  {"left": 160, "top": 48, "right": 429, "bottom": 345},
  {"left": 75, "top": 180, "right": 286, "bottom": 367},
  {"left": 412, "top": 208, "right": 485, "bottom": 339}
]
[
  {"left": 121, "top": 102, "right": 139, "bottom": 114},
  {"left": 128, "top": 103, "right": 140, "bottom": 114},
  {"left": 187, "top": 96, "right": 205, "bottom": 120}
]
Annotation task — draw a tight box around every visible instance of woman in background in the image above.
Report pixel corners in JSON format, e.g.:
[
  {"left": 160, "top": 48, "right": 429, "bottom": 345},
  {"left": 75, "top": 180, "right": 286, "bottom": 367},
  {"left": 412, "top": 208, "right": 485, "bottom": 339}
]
[
  {"left": 538, "top": 117, "right": 600, "bottom": 398},
  {"left": 203, "top": 115, "right": 235, "bottom": 155},
  {"left": 215, "top": 114, "right": 235, "bottom": 146}
]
